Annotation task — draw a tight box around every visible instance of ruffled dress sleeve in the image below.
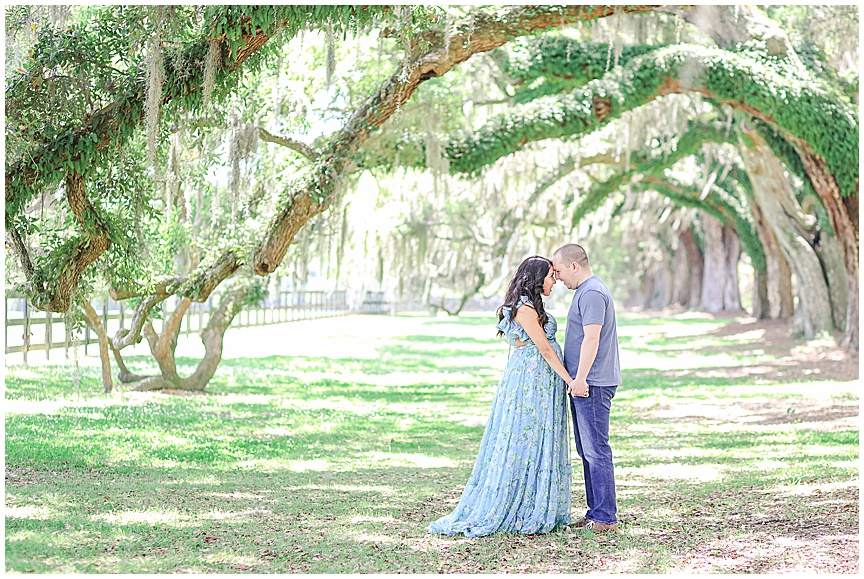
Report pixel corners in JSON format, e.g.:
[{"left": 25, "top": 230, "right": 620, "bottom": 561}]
[{"left": 496, "top": 296, "right": 534, "bottom": 346}]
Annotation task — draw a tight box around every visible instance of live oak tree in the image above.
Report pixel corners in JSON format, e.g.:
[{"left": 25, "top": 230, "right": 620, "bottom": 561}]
[
  {"left": 5, "top": 5, "right": 858, "bottom": 398},
  {"left": 6, "top": 5, "right": 662, "bottom": 391},
  {"left": 369, "top": 5, "right": 858, "bottom": 346}
]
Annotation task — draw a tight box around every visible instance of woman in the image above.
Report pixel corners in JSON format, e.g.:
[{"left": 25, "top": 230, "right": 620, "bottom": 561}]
[{"left": 428, "top": 255, "right": 576, "bottom": 538}]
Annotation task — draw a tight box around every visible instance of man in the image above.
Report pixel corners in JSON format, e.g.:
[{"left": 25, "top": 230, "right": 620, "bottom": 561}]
[{"left": 552, "top": 244, "right": 621, "bottom": 533}]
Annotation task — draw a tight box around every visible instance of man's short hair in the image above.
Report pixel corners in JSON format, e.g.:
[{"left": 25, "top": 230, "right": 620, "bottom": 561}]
[{"left": 555, "top": 244, "right": 589, "bottom": 267}]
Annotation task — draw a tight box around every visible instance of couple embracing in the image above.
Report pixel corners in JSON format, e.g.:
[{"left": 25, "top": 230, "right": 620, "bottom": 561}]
[{"left": 428, "top": 244, "right": 621, "bottom": 537}]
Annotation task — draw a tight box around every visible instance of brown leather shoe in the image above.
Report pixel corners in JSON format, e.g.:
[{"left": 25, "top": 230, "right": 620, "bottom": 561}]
[
  {"left": 572, "top": 516, "right": 590, "bottom": 528},
  {"left": 583, "top": 520, "right": 619, "bottom": 532}
]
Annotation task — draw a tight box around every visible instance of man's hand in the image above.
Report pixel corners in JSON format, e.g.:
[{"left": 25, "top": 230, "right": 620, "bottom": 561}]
[{"left": 568, "top": 377, "right": 589, "bottom": 398}]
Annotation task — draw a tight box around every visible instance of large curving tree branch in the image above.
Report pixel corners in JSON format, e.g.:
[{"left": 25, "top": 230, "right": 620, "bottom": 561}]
[
  {"left": 5, "top": 6, "right": 392, "bottom": 218},
  {"left": 33, "top": 173, "right": 111, "bottom": 312},
  {"left": 258, "top": 128, "right": 320, "bottom": 161},
  {"left": 444, "top": 45, "right": 857, "bottom": 198},
  {"left": 562, "top": 122, "right": 766, "bottom": 273},
  {"left": 250, "top": 4, "right": 659, "bottom": 276}
]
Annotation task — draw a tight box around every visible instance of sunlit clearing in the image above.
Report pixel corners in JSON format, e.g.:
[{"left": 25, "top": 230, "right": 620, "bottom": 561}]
[
  {"left": 281, "top": 397, "right": 457, "bottom": 418},
  {"left": 5, "top": 505, "right": 56, "bottom": 519},
  {"left": 6, "top": 368, "right": 43, "bottom": 379},
  {"left": 349, "top": 515, "right": 399, "bottom": 524},
  {"left": 93, "top": 510, "right": 187, "bottom": 526},
  {"left": 200, "top": 507, "right": 272, "bottom": 520},
  {"left": 293, "top": 369, "right": 492, "bottom": 388},
  {"left": 4, "top": 395, "right": 152, "bottom": 415},
  {"left": 755, "top": 459, "right": 797, "bottom": 471},
  {"left": 619, "top": 463, "right": 722, "bottom": 482},
  {"left": 772, "top": 478, "right": 859, "bottom": 497},
  {"left": 212, "top": 393, "right": 275, "bottom": 405},
  {"left": 363, "top": 451, "right": 456, "bottom": 468},
  {"left": 234, "top": 458, "right": 302, "bottom": 472},
  {"left": 288, "top": 458, "right": 330, "bottom": 472},
  {"left": 649, "top": 447, "right": 724, "bottom": 460},
  {"left": 445, "top": 413, "right": 487, "bottom": 428}
]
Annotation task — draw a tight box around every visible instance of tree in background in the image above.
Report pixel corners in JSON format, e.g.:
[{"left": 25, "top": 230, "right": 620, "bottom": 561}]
[
  {"left": 355, "top": 5, "right": 857, "bottom": 346},
  {"left": 6, "top": 5, "right": 658, "bottom": 391},
  {"left": 5, "top": 5, "right": 858, "bottom": 395}
]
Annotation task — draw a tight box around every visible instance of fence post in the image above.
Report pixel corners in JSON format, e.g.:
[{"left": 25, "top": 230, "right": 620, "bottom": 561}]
[
  {"left": 23, "top": 299, "right": 30, "bottom": 366},
  {"left": 46, "top": 310, "right": 52, "bottom": 361}
]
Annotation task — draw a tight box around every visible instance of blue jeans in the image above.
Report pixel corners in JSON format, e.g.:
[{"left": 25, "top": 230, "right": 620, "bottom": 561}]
[{"left": 569, "top": 385, "right": 617, "bottom": 525}]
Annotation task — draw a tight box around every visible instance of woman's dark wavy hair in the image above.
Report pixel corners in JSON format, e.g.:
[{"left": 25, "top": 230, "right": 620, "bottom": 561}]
[{"left": 496, "top": 255, "right": 552, "bottom": 337}]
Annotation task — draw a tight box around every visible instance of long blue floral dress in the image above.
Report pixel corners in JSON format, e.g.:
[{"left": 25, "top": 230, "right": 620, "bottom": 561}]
[{"left": 428, "top": 295, "right": 571, "bottom": 537}]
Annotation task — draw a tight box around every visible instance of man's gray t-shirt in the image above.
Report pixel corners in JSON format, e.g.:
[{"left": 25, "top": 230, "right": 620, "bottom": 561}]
[{"left": 563, "top": 275, "right": 621, "bottom": 386}]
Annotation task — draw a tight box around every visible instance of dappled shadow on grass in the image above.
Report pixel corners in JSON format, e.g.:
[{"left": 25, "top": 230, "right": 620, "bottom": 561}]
[
  {"left": 617, "top": 315, "right": 733, "bottom": 328},
  {"left": 5, "top": 312, "right": 859, "bottom": 573},
  {"left": 621, "top": 362, "right": 859, "bottom": 396},
  {"left": 4, "top": 367, "right": 109, "bottom": 400},
  {"left": 6, "top": 452, "right": 858, "bottom": 574},
  {"left": 4, "top": 367, "right": 496, "bottom": 477},
  {"left": 617, "top": 478, "right": 858, "bottom": 573},
  {"left": 4, "top": 464, "right": 465, "bottom": 573}
]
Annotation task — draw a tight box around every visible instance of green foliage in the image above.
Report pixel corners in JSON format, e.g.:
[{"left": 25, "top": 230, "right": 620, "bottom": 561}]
[
  {"left": 5, "top": 5, "right": 397, "bottom": 219},
  {"left": 567, "top": 119, "right": 768, "bottom": 273},
  {"left": 446, "top": 43, "right": 858, "bottom": 201},
  {"left": 501, "top": 37, "right": 661, "bottom": 103}
]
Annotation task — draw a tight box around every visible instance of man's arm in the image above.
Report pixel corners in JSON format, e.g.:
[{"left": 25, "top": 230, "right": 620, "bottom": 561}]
[{"left": 567, "top": 324, "right": 602, "bottom": 397}]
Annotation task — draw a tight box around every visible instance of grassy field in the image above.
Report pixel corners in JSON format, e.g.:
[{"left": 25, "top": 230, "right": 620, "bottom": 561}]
[{"left": 4, "top": 311, "right": 859, "bottom": 573}]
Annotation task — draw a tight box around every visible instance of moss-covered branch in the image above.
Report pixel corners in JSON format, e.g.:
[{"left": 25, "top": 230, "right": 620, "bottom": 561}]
[
  {"left": 251, "top": 5, "right": 658, "bottom": 275},
  {"left": 445, "top": 44, "right": 858, "bottom": 203},
  {"left": 566, "top": 121, "right": 766, "bottom": 271},
  {"left": 5, "top": 5, "right": 392, "bottom": 219},
  {"left": 501, "top": 38, "right": 661, "bottom": 104},
  {"left": 31, "top": 173, "right": 111, "bottom": 312}
]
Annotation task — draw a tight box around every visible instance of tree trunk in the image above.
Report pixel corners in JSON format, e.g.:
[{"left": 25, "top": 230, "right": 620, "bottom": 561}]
[
  {"left": 814, "top": 227, "right": 849, "bottom": 331},
  {"left": 78, "top": 298, "right": 113, "bottom": 393},
  {"left": 722, "top": 226, "right": 742, "bottom": 311},
  {"left": 644, "top": 262, "right": 673, "bottom": 309},
  {"left": 700, "top": 216, "right": 741, "bottom": 313},
  {"left": 142, "top": 297, "right": 192, "bottom": 383},
  {"left": 678, "top": 226, "right": 704, "bottom": 311},
  {"left": 752, "top": 267, "right": 769, "bottom": 320},
  {"left": 671, "top": 233, "right": 692, "bottom": 307},
  {"left": 128, "top": 283, "right": 252, "bottom": 392},
  {"left": 740, "top": 141, "right": 834, "bottom": 338},
  {"left": 109, "top": 340, "right": 148, "bottom": 384},
  {"left": 180, "top": 284, "right": 250, "bottom": 391},
  {"left": 700, "top": 214, "right": 726, "bottom": 313},
  {"left": 749, "top": 199, "right": 794, "bottom": 319},
  {"left": 795, "top": 147, "right": 858, "bottom": 349}
]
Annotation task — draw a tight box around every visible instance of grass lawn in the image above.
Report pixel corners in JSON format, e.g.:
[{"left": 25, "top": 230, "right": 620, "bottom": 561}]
[{"left": 4, "top": 311, "right": 859, "bottom": 573}]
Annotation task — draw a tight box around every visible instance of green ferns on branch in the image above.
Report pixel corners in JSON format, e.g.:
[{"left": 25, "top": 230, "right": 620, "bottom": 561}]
[{"left": 445, "top": 43, "right": 858, "bottom": 200}]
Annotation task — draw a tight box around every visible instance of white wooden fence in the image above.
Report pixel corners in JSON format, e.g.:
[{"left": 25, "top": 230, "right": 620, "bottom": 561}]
[{"left": 5, "top": 290, "right": 389, "bottom": 364}]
